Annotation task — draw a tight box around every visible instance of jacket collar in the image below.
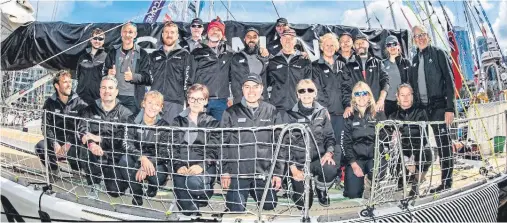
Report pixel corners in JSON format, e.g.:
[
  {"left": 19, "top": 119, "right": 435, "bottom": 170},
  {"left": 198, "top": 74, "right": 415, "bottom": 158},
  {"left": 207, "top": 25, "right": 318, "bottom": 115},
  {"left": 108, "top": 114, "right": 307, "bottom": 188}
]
[
  {"left": 158, "top": 43, "right": 182, "bottom": 53},
  {"left": 50, "top": 92, "right": 79, "bottom": 103},
  {"left": 318, "top": 55, "right": 338, "bottom": 64},
  {"left": 113, "top": 44, "right": 140, "bottom": 53},
  {"left": 134, "top": 109, "right": 161, "bottom": 124},
  {"left": 291, "top": 101, "right": 324, "bottom": 114},
  {"left": 86, "top": 47, "right": 104, "bottom": 54},
  {"left": 178, "top": 108, "right": 207, "bottom": 118},
  {"left": 95, "top": 98, "right": 120, "bottom": 112},
  {"left": 276, "top": 49, "right": 301, "bottom": 57}
]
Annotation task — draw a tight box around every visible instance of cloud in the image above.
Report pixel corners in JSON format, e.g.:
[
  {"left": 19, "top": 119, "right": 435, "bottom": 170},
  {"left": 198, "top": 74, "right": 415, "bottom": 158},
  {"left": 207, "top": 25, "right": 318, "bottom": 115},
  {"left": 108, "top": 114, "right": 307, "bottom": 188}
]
[
  {"left": 340, "top": 0, "right": 456, "bottom": 49},
  {"left": 32, "top": 0, "right": 75, "bottom": 21},
  {"left": 85, "top": 0, "right": 113, "bottom": 8},
  {"left": 491, "top": 0, "right": 507, "bottom": 54},
  {"left": 472, "top": 0, "right": 494, "bottom": 11}
]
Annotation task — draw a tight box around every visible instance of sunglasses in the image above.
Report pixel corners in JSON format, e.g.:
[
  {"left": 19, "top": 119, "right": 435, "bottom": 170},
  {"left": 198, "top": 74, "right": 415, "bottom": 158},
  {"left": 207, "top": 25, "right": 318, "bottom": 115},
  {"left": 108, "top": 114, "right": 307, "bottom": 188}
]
[
  {"left": 413, "top": 33, "right": 427, "bottom": 39},
  {"left": 386, "top": 42, "right": 398, "bottom": 48},
  {"left": 276, "top": 23, "right": 287, "bottom": 27},
  {"left": 191, "top": 24, "right": 203, "bottom": 28},
  {"left": 92, "top": 37, "right": 104, "bottom": 41},
  {"left": 297, "top": 88, "right": 315, "bottom": 94},
  {"left": 354, "top": 91, "right": 369, "bottom": 97}
]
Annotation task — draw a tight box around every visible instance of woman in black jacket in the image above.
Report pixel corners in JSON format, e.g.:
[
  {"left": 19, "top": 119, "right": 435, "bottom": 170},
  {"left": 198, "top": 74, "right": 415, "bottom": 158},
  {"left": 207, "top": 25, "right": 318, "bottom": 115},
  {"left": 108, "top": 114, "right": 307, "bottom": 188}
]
[
  {"left": 342, "top": 81, "right": 386, "bottom": 199},
  {"left": 171, "top": 84, "right": 220, "bottom": 216},
  {"left": 389, "top": 83, "right": 431, "bottom": 196},
  {"left": 124, "top": 91, "right": 171, "bottom": 206},
  {"left": 284, "top": 79, "right": 341, "bottom": 209}
]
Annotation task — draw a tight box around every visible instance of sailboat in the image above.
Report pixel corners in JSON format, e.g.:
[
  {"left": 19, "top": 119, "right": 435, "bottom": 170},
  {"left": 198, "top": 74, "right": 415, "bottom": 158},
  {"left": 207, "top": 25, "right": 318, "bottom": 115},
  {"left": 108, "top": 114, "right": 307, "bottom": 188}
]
[{"left": 1, "top": 0, "right": 507, "bottom": 222}]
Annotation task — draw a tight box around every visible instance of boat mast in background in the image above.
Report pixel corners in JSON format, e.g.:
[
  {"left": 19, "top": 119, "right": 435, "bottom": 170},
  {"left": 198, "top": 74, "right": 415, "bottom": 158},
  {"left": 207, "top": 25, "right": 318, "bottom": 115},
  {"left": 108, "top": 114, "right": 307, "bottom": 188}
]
[
  {"left": 388, "top": 0, "right": 398, "bottom": 30},
  {"left": 362, "top": 0, "right": 371, "bottom": 29}
]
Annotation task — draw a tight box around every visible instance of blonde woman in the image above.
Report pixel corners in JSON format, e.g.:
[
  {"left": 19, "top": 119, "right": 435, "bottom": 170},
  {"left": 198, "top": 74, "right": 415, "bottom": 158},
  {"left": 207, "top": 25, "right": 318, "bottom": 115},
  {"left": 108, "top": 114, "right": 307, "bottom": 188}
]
[
  {"left": 283, "top": 79, "right": 340, "bottom": 208},
  {"left": 342, "top": 81, "right": 386, "bottom": 199}
]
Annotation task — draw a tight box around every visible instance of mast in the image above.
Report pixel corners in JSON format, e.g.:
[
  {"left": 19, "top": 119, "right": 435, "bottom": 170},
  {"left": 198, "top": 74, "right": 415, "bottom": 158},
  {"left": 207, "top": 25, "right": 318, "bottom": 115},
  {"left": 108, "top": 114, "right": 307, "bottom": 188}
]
[
  {"left": 363, "top": 0, "right": 371, "bottom": 29},
  {"left": 463, "top": 1, "right": 481, "bottom": 73},
  {"left": 227, "top": 0, "right": 231, "bottom": 20},
  {"left": 423, "top": 1, "right": 437, "bottom": 43},
  {"left": 388, "top": 0, "right": 398, "bottom": 29}
]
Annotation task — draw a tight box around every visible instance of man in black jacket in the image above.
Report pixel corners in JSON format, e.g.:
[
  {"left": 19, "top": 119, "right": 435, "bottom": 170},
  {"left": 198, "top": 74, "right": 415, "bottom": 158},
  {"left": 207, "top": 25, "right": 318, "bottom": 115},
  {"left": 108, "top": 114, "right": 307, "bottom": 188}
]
[
  {"left": 230, "top": 27, "right": 270, "bottom": 104},
  {"left": 409, "top": 25, "right": 455, "bottom": 193},
  {"left": 267, "top": 28, "right": 313, "bottom": 112},
  {"left": 74, "top": 28, "right": 108, "bottom": 105},
  {"left": 343, "top": 33, "right": 389, "bottom": 118},
  {"left": 266, "top": 18, "right": 306, "bottom": 57},
  {"left": 103, "top": 22, "right": 151, "bottom": 114},
  {"left": 220, "top": 74, "right": 285, "bottom": 212},
  {"left": 149, "top": 22, "right": 191, "bottom": 122},
  {"left": 382, "top": 35, "right": 412, "bottom": 117},
  {"left": 189, "top": 17, "right": 234, "bottom": 121},
  {"left": 337, "top": 32, "right": 354, "bottom": 64},
  {"left": 38, "top": 70, "right": 88, "bottom": 179},
  {"left": 180, "top": 18, "right": 205, "bottom": 52},
  {"left": 77, "top": 76, "right": 134, "bottom": 198}
]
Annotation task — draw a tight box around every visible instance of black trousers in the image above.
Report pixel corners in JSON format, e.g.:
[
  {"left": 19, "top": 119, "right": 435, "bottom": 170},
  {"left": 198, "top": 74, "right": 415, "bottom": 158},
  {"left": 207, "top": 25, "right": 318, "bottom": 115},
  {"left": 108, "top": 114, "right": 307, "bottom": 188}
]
[
  {"left": 343, "top": 158, "right": 387, "bottom": 199},
  {"left": 425, "top": 107, "right": 453, "bottom": 186},
  {"left": 122, "top": 155, "right": 168, "bottom": 199},
  {"left": 173, "top": 165, "right": 216, "bottom": 215},
  {"left": 290, "top": 155, "right": 340, "bottom": 209},
  {"left": 225, "top": 178, "right": 278, "bottom": 212},
  {"left": 36, "top": 140, "right": 80, "bottom": 171}
]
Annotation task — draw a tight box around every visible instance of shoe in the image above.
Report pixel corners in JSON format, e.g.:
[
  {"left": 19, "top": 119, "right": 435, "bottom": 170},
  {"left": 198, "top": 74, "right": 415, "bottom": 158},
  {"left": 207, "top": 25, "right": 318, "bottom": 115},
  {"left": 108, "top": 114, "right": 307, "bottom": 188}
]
[
  {"left": 429, "top": 184, "right": 451, "bottom": 193},
  {"left": 408, "top": 184, "right": 418, "bottom": 197},
  {"left": 145, "top": 188, "right": 158, "bottom": 197},
  {"left": 87, "top": 184, "right": 100, "bottom": 199},
  {"left": 316, "top": 188, "right": 330, "bottom": 207},
  {"left": 132, "top": 196, "right": 143, "bottom": 206}
]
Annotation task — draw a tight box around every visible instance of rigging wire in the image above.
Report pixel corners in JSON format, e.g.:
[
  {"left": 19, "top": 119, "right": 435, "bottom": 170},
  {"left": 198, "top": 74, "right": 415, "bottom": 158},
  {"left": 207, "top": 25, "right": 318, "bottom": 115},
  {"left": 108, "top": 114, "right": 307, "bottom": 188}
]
[
  {"left": 271, "top": 0, "right": 280, "bottom": 18},
  {"left": 219, "top": 0, "right": 236, "bottom": 21},
  {"left": 35, "top": 0, "right": 39, "bottom": 21}
]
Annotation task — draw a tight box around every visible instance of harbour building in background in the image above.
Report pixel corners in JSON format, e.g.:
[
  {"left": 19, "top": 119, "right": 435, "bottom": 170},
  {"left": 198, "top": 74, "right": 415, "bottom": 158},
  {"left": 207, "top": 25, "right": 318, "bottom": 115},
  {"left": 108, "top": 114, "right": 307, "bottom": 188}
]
[{"left": 454, "top": 26, "right": 474, "bottom": 80}]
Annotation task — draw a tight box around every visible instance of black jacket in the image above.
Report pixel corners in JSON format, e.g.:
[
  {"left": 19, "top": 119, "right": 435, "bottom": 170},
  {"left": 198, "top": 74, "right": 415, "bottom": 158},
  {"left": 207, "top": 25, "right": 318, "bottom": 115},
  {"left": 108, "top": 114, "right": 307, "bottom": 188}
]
[
  {"left": 266, "top": 34, "right": 305, "bottom": 56},
  {"left": 103, "top": 45, "right": 152, "bottom": 106},
  {"left": 342, "top": 107, "right": 386, "bottom": 164},
  {"left": 230, "top": 50, "right": 270, "bottom": 104},
  {"left": 126, "top": 110, "right": 171, "bottom": 164},
  {"left": 220, "top": 99, "right": 286, "bottom": 176},
  {"left": 388, "top": 106, "right": 428, "bottom": 152},
  {"left": 266, "top": 51, "right": 313, "bottom": 111},
  {"left": 283, "top": 102, "right": 337, "bottom": 165},
  {"left": 43, "top": 93, "right": 88, "bottom": 146},
  {"left": 171, "top": 109, "right": 220, "bottom": 171},
  {"left": 149, "top": 45, "right": 191, "bottom": 105},
  {"left": 180, "top": 37, "right": 204, "bottom": 52},
  {"left": 312, "top": 56, "right": 351, "bottom": 116},
  {"left": 77, "top": 100, "right": 133, "bottom": 159},
  {"left": 392, "top": 55, "right": 412, "bottom": 84},
  {"left": 74, "top": 47, "right": 108, "bottom": 105},
  {"left": 189, "top": 42, "right": 234, "bottom": 99},
  {"left": 344, "top": 54, "right": 389, "bottom": 103},
  {"left": 408, "top": 45, "right": 455, "bottom": 112}
]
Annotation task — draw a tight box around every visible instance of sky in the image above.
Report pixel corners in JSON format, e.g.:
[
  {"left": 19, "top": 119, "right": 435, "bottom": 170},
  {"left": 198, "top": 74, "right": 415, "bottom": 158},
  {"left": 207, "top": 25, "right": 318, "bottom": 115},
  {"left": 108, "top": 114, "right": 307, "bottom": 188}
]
[{"left": 29, "top": 0, "right": 507, "bottom": 53}]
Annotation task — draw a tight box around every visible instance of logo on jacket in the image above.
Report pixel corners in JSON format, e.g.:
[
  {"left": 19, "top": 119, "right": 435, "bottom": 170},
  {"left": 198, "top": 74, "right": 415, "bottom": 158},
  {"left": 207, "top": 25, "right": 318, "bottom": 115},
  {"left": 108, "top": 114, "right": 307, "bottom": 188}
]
[
  {"left": 238, "top": 118, "right": 246, "bottom": 123},
  {"left": 324, "top": 69, "right": 329, "bottom": 73},
  {"left": 353, "top": 122, "right": 360, "bottom": 126},
  {"left": 55, "top": 109, "right": 61, "bottom": 113},
  {"left": 203, "top": 54, "right": 210, "bottom": 57},
  {"left": 354, "top": 66, "right": 359, "bottom": 70},
  {"left": 273, "top": 45, "right": 279, "bottom": 49},
  {"left": 239, "top": 59, "right": 245, "bottom": 63},
  {"left": 173, "top": 56, "right": 181, "bottom": 59},
  {"left": 155, "top": 56, "right": 162, "bottom": 61},
  {"left": 93, "top": 115, "right": 101, "bottom": 119},
  {"left": 386, "top": 66, "right": 390, "bottom": 69},
  {"left": 293, "top": 65, "right": 301, "bottom": 68},
  {"left": 113, "top": 116, "right": 119, "bottom": 120},
  {"left": 276, "top": 64, "right": 283, "bottom": 69},
  {"left": 297, "top": 118, "right": 306, "bottom": 123},
  {"left": 260, "top": 119, "right": 271, "bottom": 122}
]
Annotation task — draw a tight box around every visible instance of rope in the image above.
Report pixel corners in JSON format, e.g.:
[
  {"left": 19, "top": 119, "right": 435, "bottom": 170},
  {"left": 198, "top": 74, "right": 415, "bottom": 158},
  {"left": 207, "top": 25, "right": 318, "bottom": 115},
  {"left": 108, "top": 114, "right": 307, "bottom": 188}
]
[
  {"left": 219, "top": 0, "right": 236, "bottom": 21},
  {"left": 271, "top": 0, "right": 280, "bottom": 18}
]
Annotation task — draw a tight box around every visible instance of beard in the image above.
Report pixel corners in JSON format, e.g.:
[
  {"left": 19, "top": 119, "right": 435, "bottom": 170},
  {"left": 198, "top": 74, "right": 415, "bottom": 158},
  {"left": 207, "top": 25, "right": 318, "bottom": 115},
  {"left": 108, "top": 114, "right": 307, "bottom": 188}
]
[
  {"left": 209, "top": 35, "right": 220, "bottom": 42},
  {"left": 163, "top": 38, "right": 176, "bottom": 47},
  {"left": 244, "top": 42, "right": 259, "bottom": 55},
  {"left": 358, "top": 47, "right": 368, "bottom": 56}
]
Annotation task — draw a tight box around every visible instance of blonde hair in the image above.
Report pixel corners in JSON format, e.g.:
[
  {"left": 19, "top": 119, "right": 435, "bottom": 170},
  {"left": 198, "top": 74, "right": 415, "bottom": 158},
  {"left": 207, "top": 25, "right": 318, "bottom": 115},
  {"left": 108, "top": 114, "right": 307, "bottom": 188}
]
[
  {"left": 143, "top": 90, "right": 164, "bottom": 106},
  {"left": 187, "top": 83, "right": 210, "bottom": 100},
  {"left": 296, "top": 79, "right": 318, "bottom": 94},
  {"left": 351, "top": 81, "right": 376, "bottom": 118},
  {"left": 319, "top": 33, "right": 339, "bottom": 52}
]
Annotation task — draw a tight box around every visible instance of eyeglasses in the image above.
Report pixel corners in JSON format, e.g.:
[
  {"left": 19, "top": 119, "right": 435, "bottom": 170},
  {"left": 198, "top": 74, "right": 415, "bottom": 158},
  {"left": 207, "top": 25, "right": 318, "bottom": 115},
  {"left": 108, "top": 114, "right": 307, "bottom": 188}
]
[
  {"left": 297, "top": 88, "right": 315, "bottom": 94},
  {"left": 191, "top": 25, "right": 203, "bottom": 28},
  {"left": 188, "top": 97, "right": 206, "bottom": 103},
  {"left": 386, "top": 42, "right": 398, "bottom": 48},
  {"left": 92, "top": 37, "right": 104, "bottom": 41},
  {"left": 413, "top": 33, "right": 427, "bottom": 39},
  {"left": 354, "top": 91, "right": 369, "bottom": 97}
]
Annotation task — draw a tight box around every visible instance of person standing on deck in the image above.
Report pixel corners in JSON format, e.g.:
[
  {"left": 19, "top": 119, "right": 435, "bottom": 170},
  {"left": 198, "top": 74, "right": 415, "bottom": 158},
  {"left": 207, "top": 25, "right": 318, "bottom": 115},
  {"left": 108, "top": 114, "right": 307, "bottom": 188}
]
[{"left": 181, "top": 18, "right": 205, "bottom": 53}]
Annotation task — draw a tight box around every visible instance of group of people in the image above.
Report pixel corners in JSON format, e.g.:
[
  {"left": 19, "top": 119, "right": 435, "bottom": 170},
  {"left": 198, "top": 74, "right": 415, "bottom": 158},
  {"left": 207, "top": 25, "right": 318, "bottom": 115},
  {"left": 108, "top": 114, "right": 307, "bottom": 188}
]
[{"left": 37, "top": 17, "right": 456, "bottom": 214}]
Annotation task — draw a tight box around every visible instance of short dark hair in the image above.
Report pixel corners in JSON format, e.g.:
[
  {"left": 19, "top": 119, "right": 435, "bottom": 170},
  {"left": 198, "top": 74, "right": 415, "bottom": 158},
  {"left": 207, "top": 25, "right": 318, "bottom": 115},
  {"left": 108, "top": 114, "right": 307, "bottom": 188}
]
[
  {"left": 53, "top": 70, "right": 71, "bottom": 90},
  {"left": 91, "top": 28, "right": 104, "bottom": 37}
]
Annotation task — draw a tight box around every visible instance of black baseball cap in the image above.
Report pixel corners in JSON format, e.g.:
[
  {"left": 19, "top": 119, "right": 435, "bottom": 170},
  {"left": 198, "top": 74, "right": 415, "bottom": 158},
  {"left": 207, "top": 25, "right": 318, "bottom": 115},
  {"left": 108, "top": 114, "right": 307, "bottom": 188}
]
[
  {"left": 276, "top": 17, "right": 288, "bottom": 25},
  {"left": 354, "top": 33, "right": 368, "bottom": 42},
  {"left": 339, "top": 32, "right": 353, "bottom": 39},
  {"left": 191, "top": 18, "right": 203, "bottom": 26},
  {"left": 282, "top": 28, "right": 296, "bottom": 37},
  {"left": 245, "top": 27, "right": 259, "bottom": 36},
  {"left": 385, "top": 35, "right": 399, "bottom": 45},
  {"left": 243, "top": 73, "right": 263, "bottom": 85}
]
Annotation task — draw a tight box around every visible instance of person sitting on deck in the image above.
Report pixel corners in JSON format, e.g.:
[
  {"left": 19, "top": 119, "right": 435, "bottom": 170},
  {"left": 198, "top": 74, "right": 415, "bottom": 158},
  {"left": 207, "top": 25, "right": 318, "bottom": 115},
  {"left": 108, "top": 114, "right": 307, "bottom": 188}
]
[
  {"left": 124, "top": 90, "right": 171, "bottom": 206},
  {"left": 171, "top": 84, "right": 220, "bottom": 216},
  {"left": 77, "top": 76, "right": 134, "bottom": 199}
]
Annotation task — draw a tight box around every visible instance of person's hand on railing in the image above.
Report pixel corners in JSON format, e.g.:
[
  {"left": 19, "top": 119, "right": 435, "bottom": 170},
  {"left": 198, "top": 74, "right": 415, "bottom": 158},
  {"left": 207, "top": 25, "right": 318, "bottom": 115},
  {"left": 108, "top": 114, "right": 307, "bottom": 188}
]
[
  {"left": 351, "top": 162, "right": 364, "bottom": 177},
  {"left": 87, "top": 142, "right": 104, "bottom": 156},
  {"left": 136, "top": 169, "right": 147, "bottom": 182},
  {"left": 343, "top": 107, "right": 353, "bottom": 118},
  {"left": 140, "top": 156, "right": 155, "bottom": 176},
  {"left": 55, "top": 142, "right": 71, "bottom": 157},
  {"left": 81, "top": 132, "right": 101, "bottom": 145},
  {"left": 221, "top": 173, "right": 231, "bottom": 189},
  {"left": 272, "top": 176, "right": 282, "bottom": 190},
  {"left": 321, "top": 152, "right": 335, "bottom": 166},
  {"left": 187, "top": 165, "right": 203, "bottom": 175},
  {"left": 290, "top": 165, "right": 304, "bottom": 182},
  {"left": 177, "top": 166, "right": 189, "bottom": 175}
]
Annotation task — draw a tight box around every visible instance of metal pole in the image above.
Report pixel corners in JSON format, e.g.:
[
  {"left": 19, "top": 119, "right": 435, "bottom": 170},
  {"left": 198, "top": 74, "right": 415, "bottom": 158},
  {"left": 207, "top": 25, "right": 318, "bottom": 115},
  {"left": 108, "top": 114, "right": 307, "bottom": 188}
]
[
  {"left": 388, "top": 0, "right": 398, "bottom": 30},
  {"left": 423, "top": 1, "right": 437, "bottom": 43},
  {"left": 226, "top": 0, "right": 231, "bottom": 21},
  {"left": 363, "top": 0, "right": 371, "bottom": 29}
]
